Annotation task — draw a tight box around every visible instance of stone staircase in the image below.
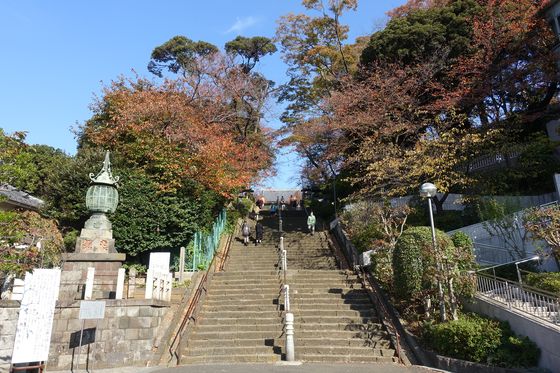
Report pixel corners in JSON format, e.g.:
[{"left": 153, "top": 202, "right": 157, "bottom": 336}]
[
  {"left": 180, "top": 217, "right": 283, "bottom": 363},
  {"left": 179, "top": 208, "right": 396, "bottom": 364},
  {"left": 282, "top": 210, "right": 397, "bottom": 363}
]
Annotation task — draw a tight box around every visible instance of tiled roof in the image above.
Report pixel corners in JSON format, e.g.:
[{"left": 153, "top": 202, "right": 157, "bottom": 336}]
[{"left": 0, "top": 184, "right": 44, "bottom": 210}]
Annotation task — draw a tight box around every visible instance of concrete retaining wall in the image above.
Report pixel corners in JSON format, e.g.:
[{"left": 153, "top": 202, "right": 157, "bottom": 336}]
[
  {"left": 0, "top": 299, "right": 170, "bottom": 372},
  {"left": 464, "top": 295, "right": 560, "bottom": 372}
]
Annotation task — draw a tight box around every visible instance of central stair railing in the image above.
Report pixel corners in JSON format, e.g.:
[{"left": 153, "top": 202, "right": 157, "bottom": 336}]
[{"left": 276, "top": 203, "right": 295, "bottom": 362}]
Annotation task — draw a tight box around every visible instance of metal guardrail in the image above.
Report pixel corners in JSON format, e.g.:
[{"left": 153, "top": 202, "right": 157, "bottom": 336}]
[
  {"left": 186, "top": 209, "right": 227, "bottom": 271},
  {"left": 476, "top": 273, "right": 560, "bottom": 325},
  {"left": 167, "top": 225, "right": 233, "bottom": 365}
]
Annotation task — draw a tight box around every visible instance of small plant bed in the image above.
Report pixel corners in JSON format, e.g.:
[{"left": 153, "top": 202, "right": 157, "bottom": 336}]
[{"left": 421, "top": 313, "right": 540, "bottom": 369}]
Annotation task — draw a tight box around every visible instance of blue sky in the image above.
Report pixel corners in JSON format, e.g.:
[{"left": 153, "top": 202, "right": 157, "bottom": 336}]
[{"left": 0, "top": 0, "right": 405, "bottom": 189}]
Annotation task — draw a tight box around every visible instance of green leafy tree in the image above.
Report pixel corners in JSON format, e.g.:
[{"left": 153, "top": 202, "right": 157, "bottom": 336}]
[
  {"left": 0, "top": 129, "right": 38, "bottom": 191},
  {"left": 225, "top": 36, "right": 277, "bottom": 73},
  {"left": 0, "top": 209, "right": 63, "bottom": 276},
  {"left": 111, "top": 167, "right": 223, "bottom": 259},
  {"left": 148, "top": 35, "right": 219, "bottom": 77}
]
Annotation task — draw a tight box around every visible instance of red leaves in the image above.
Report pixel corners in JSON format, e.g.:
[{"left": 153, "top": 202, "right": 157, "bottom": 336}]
[{"left": 83, "top": 74, "right": 272, "bottom": 196}]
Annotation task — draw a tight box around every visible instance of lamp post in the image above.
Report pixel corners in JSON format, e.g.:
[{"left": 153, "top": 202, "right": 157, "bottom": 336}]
[
  {"left": 419, "top": 182, "right": 446, "bottom": 322},
  {"left": 515, "top": 256, "right": 540, "bottom": 285}
]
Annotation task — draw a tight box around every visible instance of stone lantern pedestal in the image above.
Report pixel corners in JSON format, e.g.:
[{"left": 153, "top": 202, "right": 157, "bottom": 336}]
[{"left": 61, "top": 151, "right": 125, "bottom": 300}]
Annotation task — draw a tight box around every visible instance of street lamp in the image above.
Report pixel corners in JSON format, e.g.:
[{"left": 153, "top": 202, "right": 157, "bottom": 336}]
[
  {"left": 515, "top": 256, "right": 540, "bottom": 285},
  {"left": 419, "top": 182, "right": 446, "bottom": 321}
]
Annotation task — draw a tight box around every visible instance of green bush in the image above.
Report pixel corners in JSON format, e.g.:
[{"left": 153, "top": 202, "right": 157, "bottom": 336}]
[
  {"left": 352, "top": 223, "right": 384, "bottom": 253},
  {"left": 422, "top": 314, "right": 540, "bottom": 368},
  {"left": 236, "top": 198, "right": 253, "bottom": 217},
  {"left": 490, "top": 333, "right": 540, "bottom": 368},
  {"left": 450, "top": 231, "right": 472, "bottom": 251},
  {"left": 122, "top": 263, "right": 147, "bottom": 274},
  {"left": 393, "top": 226, "right": 453, "bottom": 300},
  {"left": 525, "top": 272, "right": 560, "bottom": 295},
  {"left": 422, "top": 314, "right": 502, "bottom": 363},
  {"left": 63, "top": 229, "right": 79, "bottom": 252}
]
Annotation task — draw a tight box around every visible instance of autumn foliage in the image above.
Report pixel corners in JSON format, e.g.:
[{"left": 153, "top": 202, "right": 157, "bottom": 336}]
[
  {"left": 278, "top": 0, "right": 558, "bottom": 200},
  {"left": 82, "top": 56, "right": 274, "bottom": 196}
]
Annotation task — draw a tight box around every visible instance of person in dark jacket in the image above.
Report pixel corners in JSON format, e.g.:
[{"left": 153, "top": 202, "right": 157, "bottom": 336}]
[{"left": 255, "top": 222, "right": 264, "bottom": 246}]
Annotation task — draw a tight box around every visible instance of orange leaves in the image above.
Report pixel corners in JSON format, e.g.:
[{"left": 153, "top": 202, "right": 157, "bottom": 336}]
[{"left": 83, "top": 75, "right": 272, "bottom": 196}]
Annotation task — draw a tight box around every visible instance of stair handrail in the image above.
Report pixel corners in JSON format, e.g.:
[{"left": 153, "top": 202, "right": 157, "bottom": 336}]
[
  {"left": 476, "top": 272, "right": 560, "bottom": 325},
  {"left": 166, "top": 225, "right": 234, "bottom": 365}
]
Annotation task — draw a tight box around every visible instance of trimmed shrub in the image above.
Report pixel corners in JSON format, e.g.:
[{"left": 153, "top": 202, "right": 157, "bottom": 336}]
[
  {"left": 422, "top": 314, "right": 540, "bottom": 368},
  {"left": 393, "top": 226, "right": 453, "bottom": 300},
  {"left": 422, "top": 314, "right": 502, "bottom": 363}
]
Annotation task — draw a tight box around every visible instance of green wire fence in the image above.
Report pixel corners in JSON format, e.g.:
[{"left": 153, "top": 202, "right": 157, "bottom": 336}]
[{"left": 186, "top": 209, "right": 227, "bottom": 271}]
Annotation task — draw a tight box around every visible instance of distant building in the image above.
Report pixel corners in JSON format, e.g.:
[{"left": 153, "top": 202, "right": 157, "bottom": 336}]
[{"left": 0, "top": 184, "right": 44, "bottom": 211}]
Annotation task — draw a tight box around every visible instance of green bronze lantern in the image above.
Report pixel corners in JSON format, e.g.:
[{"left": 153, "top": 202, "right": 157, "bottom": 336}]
[{"left": 86, "top": 151, "right": 119, "bottom": 213}]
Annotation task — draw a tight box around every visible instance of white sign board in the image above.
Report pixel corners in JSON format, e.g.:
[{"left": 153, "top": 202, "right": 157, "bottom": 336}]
[
  {"left": 79, "top": 300, "right": 106, "bottom": 320},
  {"left": 11, "top": 268, "right": 61, "bottom": 364},
  {"left": 149, "top": 252, "right": 170, "bottom": 274}
]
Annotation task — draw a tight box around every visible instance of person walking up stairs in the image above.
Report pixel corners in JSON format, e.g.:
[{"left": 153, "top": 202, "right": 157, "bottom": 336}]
[
  {"left": 282, "top": 209, "right": 397, "bottom": 363},
  {"left": 180, "top": 215, "right": 283, "bottom": 364}
]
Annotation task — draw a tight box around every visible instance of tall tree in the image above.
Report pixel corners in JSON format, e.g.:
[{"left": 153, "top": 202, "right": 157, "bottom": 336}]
[
  {"left": 283, "top": 0, "right": 559, "bottom": 204},
  {"left": 275, "top": 0, "right": 363, "bottom": 185}
]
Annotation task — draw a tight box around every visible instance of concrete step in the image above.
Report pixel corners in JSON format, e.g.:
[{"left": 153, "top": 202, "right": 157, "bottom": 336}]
[
  {"left": 295, "top": 346, "right": 395, "bottom": 356},
  {"left": 292, "top": 309, "right": 375, "bottom": 318},
  {"left": 184, "top": 345, "right": 275, "bottom": 356},
  {"left": 204, "top": 298, "right": 279, "bottom": 306},
  {"left": 187, "top": 338, "right": 276, "bottom": 348},
  {"left": 208, "top": 284, "right": 280, "bottom": 291},
  {"left": 297, "top": 354, "right": 396, "bottom": 364},
  {"left": 289, "top": 303, "right": 373, "bottom": 311},
  {"left": 290, "top": 315, "right": 378, "bottom": 325},
  {"left": 190, "top": 330, "right": 282, "bottom": 340},
  {"left": 294, "top": 321, "right": 383, "bottom": 331},
  {"left": 203, "top": 304, "right": 282, "bottom": 312},
  {"left": 290, "top": 330, "right": 385, "bottom": 339},
  {"left": 193, "top": 323, "right": 281, "bottom": 333},
  {"left": 291, "top": 288, "right": 366, "bottom": 295},
  {"left": 275, "top": 337, "right": 391, "bottom": 349},
  {"left": 180, "top": 354, "right": 279, "bottom": 364},
  {"left": 206, "top": 289, "right": 280, "bottom": 297},
  {"left": 290, "top": 297, "right": 371, "bottom": 305},
  {"left": 199, "top": 310, "right": 281, "bottom": 319},
  {"left": 198, "top": 317, "right": 280, "bottom": 326},
  {"left": 205, "top": 294, "right": 279, "bottom": 303},
  {"left": 215, "top": 270, "right": 279, "bottom": 276},
  {"left": 211, "top": 280, "right": 282, "bottom": 286}
]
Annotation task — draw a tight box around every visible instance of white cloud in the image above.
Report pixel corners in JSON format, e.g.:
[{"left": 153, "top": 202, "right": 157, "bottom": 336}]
[{"left": 225, "top": 16, "right": 260, "bottom": 34}]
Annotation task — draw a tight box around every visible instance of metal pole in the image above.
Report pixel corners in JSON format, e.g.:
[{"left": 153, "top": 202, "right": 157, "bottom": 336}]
[
  {"left": 515, "top": 262, "right": 523, "bottom": 285},
  {"left": 76, "top": 319, "right": 85, "bottom": 371},
  {"left": 428, "top": 197, "right": 446, "bottom": 322},
  {"left": 333, "top": 176, "right": 337, "bottom": 218}
]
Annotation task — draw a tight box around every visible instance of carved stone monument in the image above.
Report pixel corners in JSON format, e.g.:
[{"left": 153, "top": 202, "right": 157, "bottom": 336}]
[{"left": 61, "top": 151, "right": 126, "bottom": 299}]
